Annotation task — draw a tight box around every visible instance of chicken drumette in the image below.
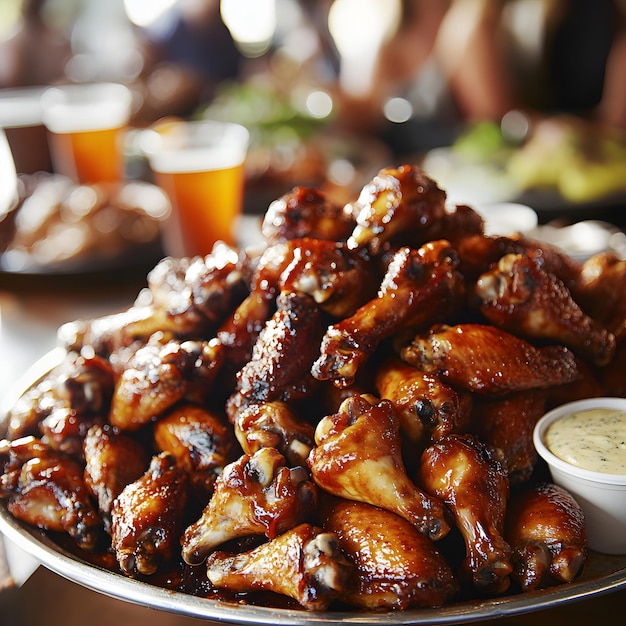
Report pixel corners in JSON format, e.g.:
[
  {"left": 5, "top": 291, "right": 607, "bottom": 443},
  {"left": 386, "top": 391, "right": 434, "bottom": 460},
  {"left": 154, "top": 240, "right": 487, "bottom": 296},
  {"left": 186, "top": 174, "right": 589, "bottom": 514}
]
[
  {"left": 181, "top": 447, "right": 318, "bottom": 565},
  {"left": 308, "top": 394, "right": 450, "bottom": 541},
  {"left": 110, "top": 452, "right": 188, "bottom": 576},
  {"left": 506, "top": 482, "right": 587, "bottom": 591},
  {"left": 375, "top": 356, "right": 471, "bottom": 445},
  {"left": 321, "top": 498, "right": 458, "bottom": 609},
  {"left": 419, "top": 434, "right": 512, "bottom": 594},
  {"left": 347, "top": 164, "right": 446, "bottom": 253},
  {"left": 206, "top": 522, "right": 352, "bottom": 611}
]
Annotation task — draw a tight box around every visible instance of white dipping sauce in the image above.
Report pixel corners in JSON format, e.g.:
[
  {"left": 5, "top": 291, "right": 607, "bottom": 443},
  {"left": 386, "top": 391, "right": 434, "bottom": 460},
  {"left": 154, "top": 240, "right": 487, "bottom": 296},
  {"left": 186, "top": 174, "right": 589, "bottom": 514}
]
[{"left": 545, "top": 408, "right": 626, "bottom": 474}]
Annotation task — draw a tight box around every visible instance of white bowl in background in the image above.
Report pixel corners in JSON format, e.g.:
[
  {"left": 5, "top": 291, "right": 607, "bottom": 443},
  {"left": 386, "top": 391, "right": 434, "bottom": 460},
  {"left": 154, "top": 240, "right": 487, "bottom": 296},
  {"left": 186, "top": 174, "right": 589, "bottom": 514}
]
[{"left": 533, "top": 397, "right": 626, "bottom": 555}]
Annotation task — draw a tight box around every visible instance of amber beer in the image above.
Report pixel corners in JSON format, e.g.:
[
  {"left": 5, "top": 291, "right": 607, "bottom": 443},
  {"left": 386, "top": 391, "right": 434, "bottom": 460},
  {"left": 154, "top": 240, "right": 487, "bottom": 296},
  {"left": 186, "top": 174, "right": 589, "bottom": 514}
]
[
  {"left": 41, "top": 83, "right": 132, "bottom": 186},
  {"left": 144, "top": 120, "right": 249, "bottom": 257}
]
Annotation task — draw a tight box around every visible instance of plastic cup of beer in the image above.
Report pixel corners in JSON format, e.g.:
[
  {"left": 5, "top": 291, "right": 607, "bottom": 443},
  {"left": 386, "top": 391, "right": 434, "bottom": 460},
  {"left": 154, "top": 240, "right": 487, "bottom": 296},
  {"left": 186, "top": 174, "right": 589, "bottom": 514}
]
[
  {"left": 40, "top": 82, "right": 132, "bottom": 186},
  {"left": 142, "top": 119, "right": 249, "bottom": 258}
]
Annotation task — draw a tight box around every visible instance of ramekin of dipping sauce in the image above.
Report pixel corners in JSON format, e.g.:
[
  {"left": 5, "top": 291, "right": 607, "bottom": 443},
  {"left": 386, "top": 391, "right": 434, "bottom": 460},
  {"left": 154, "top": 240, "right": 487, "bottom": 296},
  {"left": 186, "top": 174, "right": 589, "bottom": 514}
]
[{"left": 534, "top": 397, "right": 626, "bottom": 554}]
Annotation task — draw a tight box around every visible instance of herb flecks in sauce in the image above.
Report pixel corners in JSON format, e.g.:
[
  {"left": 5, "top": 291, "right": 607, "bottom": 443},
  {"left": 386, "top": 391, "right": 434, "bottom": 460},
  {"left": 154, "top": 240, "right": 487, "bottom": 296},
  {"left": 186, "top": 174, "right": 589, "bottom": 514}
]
[{"left": 545, "top": 408, "right": 626, "bottom": 474}]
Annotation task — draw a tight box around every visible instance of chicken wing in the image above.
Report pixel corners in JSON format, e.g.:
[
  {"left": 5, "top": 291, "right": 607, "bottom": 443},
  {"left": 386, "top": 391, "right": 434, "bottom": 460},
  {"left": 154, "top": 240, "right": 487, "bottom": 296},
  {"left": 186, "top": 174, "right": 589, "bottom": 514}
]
[
  {"left": 401, "top": 323, "right": 580, "bottom": 395},
  {"left": 505, "top": 482, "right": 587, "bottom": 591},
  {"left": 110, "top": 334, "right": 223, "bottom": 431},
  {"left": 153, "top": 403, "right": 237, "bottom": 498},
  {"left": 574, "top": 251, "right": 626, "bottom": 342},
  {"left": 0, "top": 436, "right": 102, "bottom": 551},
  {"left": 321, "top": 498, "right": 458, "bottom": 609},
  {"left": 229, "top": 400, "right": 315, "bottom": 468},
  {"left": 419, "top": 434, "right": 512, "bottom": 594},
  {"left": 83, "top": 424, "right": 148, "bottom": 531},
  {"left": 474, "top": 253, "right": 615, "bottom": 366},
  {"left": 307, "top": 394, "right": 450, "bottom": 541},
  {"left": 469, "top": 390, "right": 547, "bottom": 485},
  {"left": 261, "top": 186, "right": 355, "bottom": 244},
  {"left": 347, "top": 164, "right": 446, "bottom": 253},
  {"left": 375, "top": 356, "right": 471, "bottom": 445},
  {"left": 312, "top": 241, "right": 464, "bottom": 388},
  {"left": 206, "top": 523, "right": 352, "bottom": 611},
  {"left": 110, "top": 452, "right": 188, "bottom": 576},
  {"left": 181, "top": 447, "right": 318, "bottom": 565},
  {"left": 58, "top": 242, "right": 249, "bottom": 356}
]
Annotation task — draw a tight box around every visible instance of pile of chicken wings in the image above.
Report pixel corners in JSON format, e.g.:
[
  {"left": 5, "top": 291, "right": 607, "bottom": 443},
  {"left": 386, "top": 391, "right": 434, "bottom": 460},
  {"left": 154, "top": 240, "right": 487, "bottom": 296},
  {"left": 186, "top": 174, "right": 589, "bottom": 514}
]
[{"left": 3, "top": 164, "right": 624, "bottom": 612}]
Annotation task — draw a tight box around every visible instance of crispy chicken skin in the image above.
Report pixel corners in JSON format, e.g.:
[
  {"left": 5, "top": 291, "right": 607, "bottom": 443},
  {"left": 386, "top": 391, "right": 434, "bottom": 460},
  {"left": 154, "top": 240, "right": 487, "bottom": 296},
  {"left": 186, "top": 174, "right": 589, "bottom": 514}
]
[
  {"left": 321, "top": 498, "right": 458, "bottom": 609},
  {"left": 206, "top": 523, "right": 352, "bottom": 611},
  {"left": 110, "top": 452, "right": 188, "bottom": 576},
  {"left": 0, "top": 436, "right": 102, "bottom": 551},
  {"left": 474, "top": 253, "right": 615, "bottom": 367},
  {"left": 469, "top": 390, "right": 548, "bottom": 485},
  {"left": 401, "top": 323, "right": 580, "bottom": 395},
  {"left": 181, "top": 447, "right": 317, "bottom": 565},
  {"left": 153, "top": 403, "right": 237, "bottom": 497},
  {"left": 574, "top": 251, "right": 626, "bottom": 342},
  {"left": 506, "top": 482, "right": 587, "bottom": 591},
  {"left": 419, "top": 434, "right": 513, "bottom": 594},
  {"left": 261, "top": 186, "right": 355, "bottom": 244},
  {"left": 110, "top": 334, "right": 223, "bottom": 431},
  {"left": 58, "top": 243, "right": 249, "bottom": 357},
  {"left": 375, "top": 356, "right": 472, "bottom": 445},
  {"left": 347, "top": 164, "right": 446, "bottom": 253},
  {"left": 312, "top": 240, "right": 464, "bottom": 388},
  {"left": 308, "top": 394, "right": 450, "bottom": 541},
  {"left": 229, "top": 400, "right": 315, "bottom": 468},
  {"left": 83, "top": 424, "right": 148, "bottom": 531}
]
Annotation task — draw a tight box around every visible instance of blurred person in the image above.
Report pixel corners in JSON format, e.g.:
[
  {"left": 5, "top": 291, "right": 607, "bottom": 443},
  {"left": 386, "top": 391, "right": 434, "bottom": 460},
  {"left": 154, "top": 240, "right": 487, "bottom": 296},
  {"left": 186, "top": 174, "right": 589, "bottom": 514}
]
[
  {"left": 333, "top": 0, "right": 626, "bottom": 155},
  {"left": 132, "top": 0, "right": 243, "bottom": 124},
  {"left": 0, "top": 0, "right": 72, "bottom": 88}
]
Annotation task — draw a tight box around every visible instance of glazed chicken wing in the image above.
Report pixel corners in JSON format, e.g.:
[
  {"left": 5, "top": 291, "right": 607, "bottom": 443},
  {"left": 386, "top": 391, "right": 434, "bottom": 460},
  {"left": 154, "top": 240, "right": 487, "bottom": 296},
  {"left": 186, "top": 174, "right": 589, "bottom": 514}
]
[
  {"left": 307, "top": 394, "right": 450, "bottom": 541},
  {"left": 401, "top": 323, "right": 580, "bottom": 395},
  {"left": 58, "top": 242, "right": 249, "bottom": 356},
  {"left": 321, "top": 498, "right": 458, "bottom": 609},
  {"left": 574, "top": 251, "right": 626, "bottom": 342},
  {"left": 154, "top": 403, "right": 237, "bottom": 498},
  {"left": 469, "top": 390, "right": 548, "bottom": 485},
  {"left": 375, "top": 356, "right": 472, "bottom": 445},
  {"left": 110, "top": 334, "right": 223, "bottom": 431},
  {"left": 505, "top": 482, "right": 587, "bottom": 591},
  {"left": 474, "top": 253, "right": 615, "bottom": 366},
  {"left": 110, "top": 452, "right": 188, "bottom": 576},
  {"left": 181, "top": 447, "right": 317, "bottom": 565},
  {"left": 229, "top": 400, "right": 315, "bottom": 468},
  {"left": 347, "top": 165, "right": 446, "bottom": 253},
  {"left": 83, "top": 424, "right": 148, "bottom": 531},
  {"left": 206, "top": 523, "right": 352, "bottom": 611},
  {"left": 419, "top": 434, "right": 512, "bottom": 594},
  {"left": 312, "top": 241, "right": 464, "bottom": 388},
  {"left": 0, "top": 436, "right": 102, "bottom": 551},
  {"left": 261, "top": 186, "right": 355, "bottom": 244}
]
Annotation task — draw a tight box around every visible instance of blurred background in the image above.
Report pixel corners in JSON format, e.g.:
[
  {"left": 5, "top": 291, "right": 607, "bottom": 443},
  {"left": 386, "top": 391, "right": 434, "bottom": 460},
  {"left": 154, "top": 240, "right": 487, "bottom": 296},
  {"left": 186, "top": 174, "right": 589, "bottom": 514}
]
[
  {"left": 2, "top": 1, "right": 626, "bottom": 624},
  {"left": 0, "top": 0, "right": 626, "bottom": 278}
]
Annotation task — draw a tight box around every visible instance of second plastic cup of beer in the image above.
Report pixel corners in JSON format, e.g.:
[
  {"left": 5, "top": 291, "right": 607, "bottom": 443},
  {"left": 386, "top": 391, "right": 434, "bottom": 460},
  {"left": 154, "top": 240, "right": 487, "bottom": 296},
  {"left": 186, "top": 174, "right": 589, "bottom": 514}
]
[
  {"left": 40, "top": 82, "right": 132, "bottom": 186},
  {"left": 142, "top": 119, "right": 249, "bottom": 258}
]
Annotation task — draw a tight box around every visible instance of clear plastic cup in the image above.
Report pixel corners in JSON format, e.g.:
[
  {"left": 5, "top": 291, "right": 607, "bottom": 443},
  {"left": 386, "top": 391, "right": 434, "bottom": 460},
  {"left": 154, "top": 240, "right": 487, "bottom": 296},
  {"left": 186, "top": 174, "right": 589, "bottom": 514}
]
[
  {"left": 141, "top": 119, "right": 249, "bottom": 258},
  {"left": 40, "top": 82, "right": 132, "bottom": 186}
]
